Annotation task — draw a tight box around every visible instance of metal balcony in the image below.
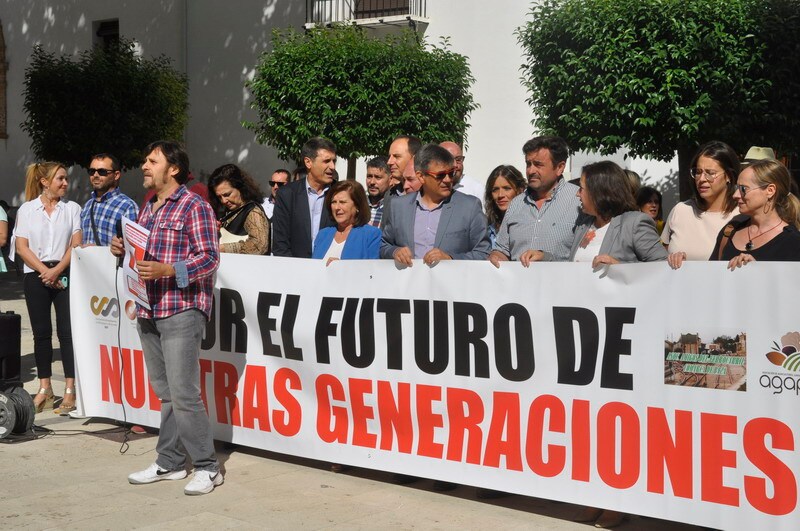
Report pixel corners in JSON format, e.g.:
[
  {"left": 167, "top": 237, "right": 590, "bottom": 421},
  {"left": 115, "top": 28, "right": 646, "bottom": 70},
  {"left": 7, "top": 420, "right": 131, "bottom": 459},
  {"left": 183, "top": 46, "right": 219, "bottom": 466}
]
[{"left": 305, "top": 0, "right": 428, "bottom": 29}]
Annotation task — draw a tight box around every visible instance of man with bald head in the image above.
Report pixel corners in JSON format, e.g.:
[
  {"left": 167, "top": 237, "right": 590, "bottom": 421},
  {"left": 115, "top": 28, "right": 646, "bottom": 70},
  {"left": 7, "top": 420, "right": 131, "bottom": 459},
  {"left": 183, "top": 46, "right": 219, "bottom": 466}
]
[
  {"left": 440, "top": 141, "right": 484, "bottom": 201},
  {"left": 388, "top": 135, "right": 422, "bottom": 194}
]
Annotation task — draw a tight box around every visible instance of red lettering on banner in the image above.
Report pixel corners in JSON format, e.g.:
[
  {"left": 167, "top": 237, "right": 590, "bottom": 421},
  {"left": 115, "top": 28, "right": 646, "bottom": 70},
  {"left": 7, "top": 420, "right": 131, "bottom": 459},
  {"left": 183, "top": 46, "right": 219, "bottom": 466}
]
[
  {"left": 445, "top": 388, "right": 484, "bottom": 464},
  {"left": 526, "top": 394, "right": 566, "bottom": 477},
  {"left": 484, "top": 392, "right": 522, "bottom": 471},
  {"left": 701, "top": 413, "right": 739, "bottom": 507},
  {"left": 417, "top": 385, "right": 444, "bottom": 458},
  {"left": 99, "top": 345, "right": 158, "bottom": 410},
  {"left": 100, "top": 345, "right": 121, "bottom": 403},
  {"left": 242, "top": 365, "right": 270, "bottom": 431},
  {"left": 646, "top": 408, "right": 692, "bottom": 498},
  {"left": 571, "top": 399, "right": 591, "bottom": 482},
  {"left": 597, "top": 402, "right": 639, "bottom": 489},
  {"left": 214, "top": 361, "right": 241, "bottom": 426},
  {"left": 376, "top": 381, "right": 413, "bottom": 453},
  {"left": 316, "top": 374, "right": 348, "bottom": 443},
  {"left": 743, "top": 418, "right": 797, "bottom": 515},
  {"left": 122, "top": 347, "right": 147, "bottom": 408},
  {"left": 350, "top": 378, "right": 377, "bottom": 449},
  {"left": 273, "top": 368, "right": 302, "bottom": 436}
]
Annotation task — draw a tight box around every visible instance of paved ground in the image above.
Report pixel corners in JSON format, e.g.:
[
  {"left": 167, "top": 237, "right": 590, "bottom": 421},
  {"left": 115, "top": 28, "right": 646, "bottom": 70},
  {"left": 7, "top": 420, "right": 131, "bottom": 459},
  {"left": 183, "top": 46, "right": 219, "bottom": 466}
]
[{"left": 0, "top": 270, "right": 703, "bottom": 530}]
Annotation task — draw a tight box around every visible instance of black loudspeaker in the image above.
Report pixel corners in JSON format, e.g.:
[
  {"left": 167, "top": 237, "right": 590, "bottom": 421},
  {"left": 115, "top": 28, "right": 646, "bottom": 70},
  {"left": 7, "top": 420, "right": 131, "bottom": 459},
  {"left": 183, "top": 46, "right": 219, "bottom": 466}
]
[{"left": 0, "top": 311, "right": 22, "bottom": 386}]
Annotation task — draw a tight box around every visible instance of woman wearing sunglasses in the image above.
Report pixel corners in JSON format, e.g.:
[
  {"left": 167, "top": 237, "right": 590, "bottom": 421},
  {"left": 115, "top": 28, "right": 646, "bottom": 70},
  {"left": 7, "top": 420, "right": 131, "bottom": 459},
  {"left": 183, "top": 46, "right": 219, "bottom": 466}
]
[
  {"left": 208, "top": 164, "right": 270, "bottom": 255},
  {"left": 664, "top": 141, "right": 740, "bottom": 269},
  {"left": 711, "top": 159, "right": 800, "bottom": 268}
]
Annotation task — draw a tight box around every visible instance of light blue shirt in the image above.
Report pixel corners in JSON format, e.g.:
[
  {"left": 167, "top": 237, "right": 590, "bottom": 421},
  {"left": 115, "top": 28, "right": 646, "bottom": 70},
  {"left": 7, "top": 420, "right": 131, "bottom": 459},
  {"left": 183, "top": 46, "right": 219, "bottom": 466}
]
[
  {"left": 413, "top": 195, "right": 445, "bottom": 259},
  {"left": 305, "top": 178, "right": 329, "bottom": 251}
]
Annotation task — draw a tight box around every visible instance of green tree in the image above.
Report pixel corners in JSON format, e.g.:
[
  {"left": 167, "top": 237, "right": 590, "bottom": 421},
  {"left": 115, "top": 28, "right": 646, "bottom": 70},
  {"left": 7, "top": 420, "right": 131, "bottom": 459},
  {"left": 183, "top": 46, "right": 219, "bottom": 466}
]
[
  {"left": 245, "top": 26, "right": 478, "bottom": 179},
  {"left": 22, "top": 39, "right": 188, "bottom": 169},
  {"left": 517, "top": 0, "right": 787, "bottom": 199}
]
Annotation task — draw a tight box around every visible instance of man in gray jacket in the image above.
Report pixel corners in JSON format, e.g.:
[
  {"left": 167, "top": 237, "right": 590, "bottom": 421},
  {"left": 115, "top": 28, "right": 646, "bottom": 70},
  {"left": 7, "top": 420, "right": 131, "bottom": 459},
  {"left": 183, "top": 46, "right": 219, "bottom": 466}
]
[{"left": 380, "top": 143, "right": 490, "bottom": 266}]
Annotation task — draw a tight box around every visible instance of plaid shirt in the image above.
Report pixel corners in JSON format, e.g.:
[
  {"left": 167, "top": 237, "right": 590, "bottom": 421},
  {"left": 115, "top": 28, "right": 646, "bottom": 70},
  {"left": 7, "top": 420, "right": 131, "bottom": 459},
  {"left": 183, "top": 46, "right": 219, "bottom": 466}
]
[
  {"left": 81, "top": 188, "right": 139, "bottom": 246},
  {"left": 137, "top": 186, "right": 219, "bottom": 320},
  {"left": 369, "top": 196, "right": 385, "bottom": 227}
]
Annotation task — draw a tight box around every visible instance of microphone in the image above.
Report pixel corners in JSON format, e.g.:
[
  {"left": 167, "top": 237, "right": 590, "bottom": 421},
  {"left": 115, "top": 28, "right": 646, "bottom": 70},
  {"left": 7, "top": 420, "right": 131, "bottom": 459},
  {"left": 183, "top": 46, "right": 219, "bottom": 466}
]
[{"left": 115, "top": 219, "right": 124, "bottom": 268}]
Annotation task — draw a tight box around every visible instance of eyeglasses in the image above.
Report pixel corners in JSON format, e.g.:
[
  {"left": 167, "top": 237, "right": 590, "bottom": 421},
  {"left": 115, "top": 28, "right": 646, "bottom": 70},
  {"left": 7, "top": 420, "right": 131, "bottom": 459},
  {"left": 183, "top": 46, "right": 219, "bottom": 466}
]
[
  {"left": 736, "top": 184, "right": 769, "bottom": 197},
  {"left": 269, "top": 180, "right": 288, "bottom": 187},
  {"left": 88, "top": 168, "right": 116, "bottom": 176},
  {"left": 689, "top": 168, "right": 722, "bottom": 182},
  {"left": 453, "top": 156, "right": 465, "bottom": 163},
  {"left": 423, "top": 168, "right": 456, "bottom": 181}
]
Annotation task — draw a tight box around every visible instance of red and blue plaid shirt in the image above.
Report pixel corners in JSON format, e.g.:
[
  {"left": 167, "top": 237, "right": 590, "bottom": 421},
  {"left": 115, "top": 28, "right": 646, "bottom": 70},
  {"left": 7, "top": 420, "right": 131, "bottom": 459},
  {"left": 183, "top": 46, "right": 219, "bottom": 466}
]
[{"left": 137, "top": 185, "right": 219, "bottom": 320}]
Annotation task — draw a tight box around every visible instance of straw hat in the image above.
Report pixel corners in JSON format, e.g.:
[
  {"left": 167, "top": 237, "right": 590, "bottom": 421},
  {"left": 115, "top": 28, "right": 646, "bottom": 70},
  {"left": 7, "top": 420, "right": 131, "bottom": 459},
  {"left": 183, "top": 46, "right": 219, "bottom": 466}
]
[{"left": 743, "top": 146, "right": 776, "bottom": 162}]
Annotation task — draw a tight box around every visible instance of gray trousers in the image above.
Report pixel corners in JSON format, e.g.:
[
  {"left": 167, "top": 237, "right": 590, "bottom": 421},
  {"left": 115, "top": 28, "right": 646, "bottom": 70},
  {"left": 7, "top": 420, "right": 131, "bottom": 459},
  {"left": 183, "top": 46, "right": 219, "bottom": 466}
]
[{"left": 137, "top": 310, "right": 218, "bottom": 473}]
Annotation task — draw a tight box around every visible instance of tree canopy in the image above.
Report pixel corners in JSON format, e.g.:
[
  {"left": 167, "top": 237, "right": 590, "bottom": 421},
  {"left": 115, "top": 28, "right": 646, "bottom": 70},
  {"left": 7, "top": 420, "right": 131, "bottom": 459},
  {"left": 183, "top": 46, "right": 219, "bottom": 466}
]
[
  {"left": 22, "top": 39, "right": 188, "bottom": 169},
  {"left": 517, "top": 0, "right": 800, "bottom": 196},
  {"left": 245, "top": 26, "right": 478, "bottom": 178}
]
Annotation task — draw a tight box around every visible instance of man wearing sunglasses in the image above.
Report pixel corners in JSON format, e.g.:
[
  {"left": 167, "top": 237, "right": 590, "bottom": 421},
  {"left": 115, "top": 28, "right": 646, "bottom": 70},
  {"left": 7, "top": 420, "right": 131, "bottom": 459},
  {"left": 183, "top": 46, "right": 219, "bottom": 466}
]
[
  {"left": 80, "top": 153, "right": 139, "bottom": 246},
  {"left": 262, "top": 169, "right": 290, "bottom": 221},
  {"left": 380, "top": 143, "right": 490, "bottom": 266}
]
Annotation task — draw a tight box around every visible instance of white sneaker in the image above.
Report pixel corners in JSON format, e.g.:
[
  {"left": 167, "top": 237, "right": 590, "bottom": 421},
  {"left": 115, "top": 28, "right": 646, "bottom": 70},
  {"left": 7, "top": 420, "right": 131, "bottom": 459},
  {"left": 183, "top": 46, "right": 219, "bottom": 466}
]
[
  {"left": 128, "top": 463, "right": 188, "bottom": 484},
  {"left": 184, "top": 470, "right": 224, "bottom": 495}
]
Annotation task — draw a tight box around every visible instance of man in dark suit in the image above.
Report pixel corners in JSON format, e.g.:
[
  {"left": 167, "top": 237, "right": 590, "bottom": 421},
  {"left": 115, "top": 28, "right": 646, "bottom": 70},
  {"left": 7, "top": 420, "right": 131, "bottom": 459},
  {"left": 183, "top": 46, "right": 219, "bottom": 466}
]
[
  {"left": 272, "top": 137, "right": 337, "bottom": 257},
  {"left": 380, "top": 143, "right": 490, "bottom": 266}
]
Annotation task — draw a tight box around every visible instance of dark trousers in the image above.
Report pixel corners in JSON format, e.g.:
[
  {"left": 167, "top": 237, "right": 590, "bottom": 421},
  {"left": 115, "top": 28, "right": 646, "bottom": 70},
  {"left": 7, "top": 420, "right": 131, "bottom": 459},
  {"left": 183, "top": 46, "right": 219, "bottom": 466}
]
[{"left": 23, "top": 270, "right": 74, "bottom": 379}]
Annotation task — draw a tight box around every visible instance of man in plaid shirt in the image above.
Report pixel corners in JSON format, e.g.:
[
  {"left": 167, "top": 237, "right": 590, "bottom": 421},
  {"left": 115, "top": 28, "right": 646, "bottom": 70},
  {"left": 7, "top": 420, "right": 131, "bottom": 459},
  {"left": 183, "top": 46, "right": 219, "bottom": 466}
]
[
  {"left": 80, "top": 153, "right": 139, "bottom": 246},
  {"left": 111, "top": 140, "right": 222, "bottom": 495},
  {"left": 365, "top": 156, "right": 391, "bottom": 228}
]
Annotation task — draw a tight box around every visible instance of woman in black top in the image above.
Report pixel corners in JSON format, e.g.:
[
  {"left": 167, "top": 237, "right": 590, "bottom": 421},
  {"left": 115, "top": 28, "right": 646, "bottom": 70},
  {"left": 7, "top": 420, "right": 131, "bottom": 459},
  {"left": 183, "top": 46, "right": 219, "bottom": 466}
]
[{"left": 710, "top": 159, "right": 800, "bottom": 268}]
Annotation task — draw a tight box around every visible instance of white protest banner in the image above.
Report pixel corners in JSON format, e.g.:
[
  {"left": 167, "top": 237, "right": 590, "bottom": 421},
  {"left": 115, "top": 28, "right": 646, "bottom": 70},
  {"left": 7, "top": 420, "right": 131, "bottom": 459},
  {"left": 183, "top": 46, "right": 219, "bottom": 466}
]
[{"left": 70, "top": 247, "right": 800, "bottom": 530}]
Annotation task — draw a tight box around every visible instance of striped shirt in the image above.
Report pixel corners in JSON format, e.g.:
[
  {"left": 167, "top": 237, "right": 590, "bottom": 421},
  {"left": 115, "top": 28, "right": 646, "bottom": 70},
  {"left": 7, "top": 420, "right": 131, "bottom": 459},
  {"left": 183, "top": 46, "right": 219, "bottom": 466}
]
[
  {"left": 494, "top": 178, "right": 582, "bottom": 261},
  {"left": 136, "top": 186, "right": 219, "bottom": 320},
  {"left": 80, "top": 188, "right": 139, "bottom": 246}
]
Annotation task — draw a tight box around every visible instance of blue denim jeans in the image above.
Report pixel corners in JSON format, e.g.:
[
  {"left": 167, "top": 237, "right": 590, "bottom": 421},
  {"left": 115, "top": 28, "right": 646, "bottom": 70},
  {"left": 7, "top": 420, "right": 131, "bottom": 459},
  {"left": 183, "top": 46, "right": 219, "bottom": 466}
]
[{"left": 137, "top": 310, "right": 218, "bottom": 473}]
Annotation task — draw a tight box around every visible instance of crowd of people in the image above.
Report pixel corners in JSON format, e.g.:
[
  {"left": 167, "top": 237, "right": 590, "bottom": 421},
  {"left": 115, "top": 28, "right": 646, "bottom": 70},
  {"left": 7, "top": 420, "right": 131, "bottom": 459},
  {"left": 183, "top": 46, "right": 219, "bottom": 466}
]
[{"left": 6, "top": 134, "right": 800, "bottom": 505}]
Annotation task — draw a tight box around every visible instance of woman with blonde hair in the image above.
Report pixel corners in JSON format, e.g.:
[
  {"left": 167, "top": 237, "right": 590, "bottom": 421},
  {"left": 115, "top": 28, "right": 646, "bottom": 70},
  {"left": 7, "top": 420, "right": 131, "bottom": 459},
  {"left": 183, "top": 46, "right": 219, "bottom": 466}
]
[
  {"left": 711, "top": 159, "right": 800, "bottom": 267},
  {"left": 11, "top": 162, "right": 82, "bottom": 414}
]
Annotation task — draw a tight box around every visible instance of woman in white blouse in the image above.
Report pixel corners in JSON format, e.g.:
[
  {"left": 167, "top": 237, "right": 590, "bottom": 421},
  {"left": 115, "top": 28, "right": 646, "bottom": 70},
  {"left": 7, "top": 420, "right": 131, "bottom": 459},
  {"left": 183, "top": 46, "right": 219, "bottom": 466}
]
[
  {"left": 664, "top": 141, "right": 740, "bottom": 268},
  {"left": 12, "top": 162, "right": 82, "bottom": 414}
]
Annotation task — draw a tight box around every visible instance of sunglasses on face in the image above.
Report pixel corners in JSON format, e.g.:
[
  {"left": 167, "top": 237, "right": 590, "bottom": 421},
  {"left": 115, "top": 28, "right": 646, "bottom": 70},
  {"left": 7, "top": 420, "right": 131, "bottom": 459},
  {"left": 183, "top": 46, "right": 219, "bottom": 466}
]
[
  {"left": 736, "top": 184, "right": 768, "bottom": 197},
  {"left": 270, "top": 180, "right": 288, "bottom": 187},
  {"left": 88, "top": 168, "right": 116, "bottom": 177},
  {"left": 423, "top": 168, "right": 456, "bottom": 181}
]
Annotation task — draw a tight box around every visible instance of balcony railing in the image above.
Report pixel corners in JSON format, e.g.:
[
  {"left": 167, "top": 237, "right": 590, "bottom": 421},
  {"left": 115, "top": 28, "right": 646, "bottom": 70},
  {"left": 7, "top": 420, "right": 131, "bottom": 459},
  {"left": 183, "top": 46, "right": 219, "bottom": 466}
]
[{"left": 306, "top": 0, "right": 427, "bottom": 26}]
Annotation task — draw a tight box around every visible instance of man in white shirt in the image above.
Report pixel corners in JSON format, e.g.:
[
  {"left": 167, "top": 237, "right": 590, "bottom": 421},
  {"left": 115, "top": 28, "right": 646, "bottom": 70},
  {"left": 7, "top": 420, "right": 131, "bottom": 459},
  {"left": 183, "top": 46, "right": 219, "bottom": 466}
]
[{"left": 262, "top": 169, "right": 290, "bottom": 220}]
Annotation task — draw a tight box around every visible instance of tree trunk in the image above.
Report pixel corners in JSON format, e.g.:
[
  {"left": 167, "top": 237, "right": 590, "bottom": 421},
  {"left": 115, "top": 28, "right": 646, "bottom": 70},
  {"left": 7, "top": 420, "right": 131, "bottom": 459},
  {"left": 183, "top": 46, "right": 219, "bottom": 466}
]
[
  {"left": 677, "top": 144, "right": 694, "bottom": 202},
  {"left": 346, "top": 155, "right": 356, "bottom": 181}
]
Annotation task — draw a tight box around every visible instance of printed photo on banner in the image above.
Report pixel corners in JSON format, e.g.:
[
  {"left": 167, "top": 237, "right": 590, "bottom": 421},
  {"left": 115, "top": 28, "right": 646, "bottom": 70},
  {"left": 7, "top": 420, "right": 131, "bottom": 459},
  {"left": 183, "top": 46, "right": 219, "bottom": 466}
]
[{"left": 664, "top": 330, "right": 747, "bottom": 391}]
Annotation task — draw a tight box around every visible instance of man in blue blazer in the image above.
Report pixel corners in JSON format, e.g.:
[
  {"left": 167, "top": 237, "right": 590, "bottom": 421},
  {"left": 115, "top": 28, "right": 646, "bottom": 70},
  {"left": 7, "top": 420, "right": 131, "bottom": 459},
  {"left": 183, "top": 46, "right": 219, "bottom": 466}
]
[
  {"left": 380, "top": 143, "right": 490, "bottom": 266},
  {"left": 272, "top": 137, "right": 337, "bottom": 257}
]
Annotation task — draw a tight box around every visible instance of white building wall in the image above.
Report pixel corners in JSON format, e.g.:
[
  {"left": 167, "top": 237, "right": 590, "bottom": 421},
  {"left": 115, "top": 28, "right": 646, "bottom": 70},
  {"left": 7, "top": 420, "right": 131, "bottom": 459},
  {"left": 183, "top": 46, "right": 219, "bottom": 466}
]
[{"left": 1, "top": 0, "right": 185, "bottom": 205}]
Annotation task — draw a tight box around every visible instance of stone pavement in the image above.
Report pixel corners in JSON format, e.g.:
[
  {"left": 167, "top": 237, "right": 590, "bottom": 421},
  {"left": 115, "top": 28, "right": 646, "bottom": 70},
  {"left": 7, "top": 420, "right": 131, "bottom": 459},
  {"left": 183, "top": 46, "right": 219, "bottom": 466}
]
[{"left": 0, "top": 271, "right": 702, "bottom": 530}]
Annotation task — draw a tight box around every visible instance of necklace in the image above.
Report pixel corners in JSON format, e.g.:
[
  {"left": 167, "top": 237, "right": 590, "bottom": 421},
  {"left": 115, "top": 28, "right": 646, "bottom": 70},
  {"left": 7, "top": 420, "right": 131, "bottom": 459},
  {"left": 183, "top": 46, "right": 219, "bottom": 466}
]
[{"left": 745, "top": 220, "right": 783, "bottom": 251}]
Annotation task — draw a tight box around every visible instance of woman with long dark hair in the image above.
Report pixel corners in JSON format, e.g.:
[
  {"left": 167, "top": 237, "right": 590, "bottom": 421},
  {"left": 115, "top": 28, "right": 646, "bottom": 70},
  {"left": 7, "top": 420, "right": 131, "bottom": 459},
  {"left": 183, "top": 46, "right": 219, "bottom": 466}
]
[
  {"left": 664, "top": 141, "right": 739, "bottom": 268},
  {"left": 208, "top": 164, "right": 269, "bottom": 255},
  {"left": 483, "top": 165, "right": 526, "bottom": 249}
]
